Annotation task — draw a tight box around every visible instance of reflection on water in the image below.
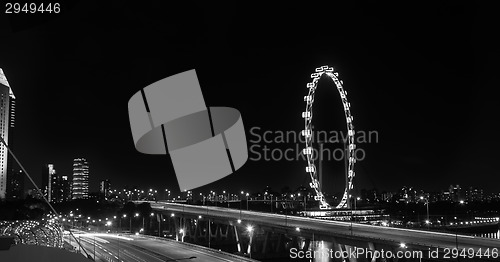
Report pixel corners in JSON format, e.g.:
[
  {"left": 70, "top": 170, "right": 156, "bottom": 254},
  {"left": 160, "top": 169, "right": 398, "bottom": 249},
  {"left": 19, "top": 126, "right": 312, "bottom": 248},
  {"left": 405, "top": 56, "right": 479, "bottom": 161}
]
[{"left": 475, "top": 229, "right": 500, "bottom": 239}]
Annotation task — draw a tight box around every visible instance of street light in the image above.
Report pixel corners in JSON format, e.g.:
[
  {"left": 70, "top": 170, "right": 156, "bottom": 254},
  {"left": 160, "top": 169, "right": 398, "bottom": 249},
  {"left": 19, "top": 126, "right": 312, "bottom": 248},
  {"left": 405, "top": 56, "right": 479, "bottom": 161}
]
[
  {"left": 239, "top": 191, "right": 244, "bottom": 219},
  {"left": 420, "top": 196, "right": 430, "bottom": 229},
  {"left": 246, "top": 193, "right": 249, "bottom": 210},
  {"left": 246, "top": 225, "right": 254, "bottom": 258}
]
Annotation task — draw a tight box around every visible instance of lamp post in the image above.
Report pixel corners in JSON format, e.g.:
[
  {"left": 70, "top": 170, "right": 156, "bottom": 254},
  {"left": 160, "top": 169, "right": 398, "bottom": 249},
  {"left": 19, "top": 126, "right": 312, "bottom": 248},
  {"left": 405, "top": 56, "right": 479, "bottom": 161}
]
[
  {"left": 270, "top": 194, "right": 274, "bottom": 213},
  {"left": 121, "top": 214, "right": 126, "bottom": 232},
  {"left": 246, "top": 193, "right": 249, "bottom": 210},
  {"left": 420, "top": 196, "right": 430, "bottom": 229},
  {"left": 132, "top": 213, "right": 139, "bottom": 233},
  {"left": 246, "top": 225, "right": 254, "bottom": 259},
  {"left": 223, "top": 190, "right": 229, "bottom": 208},
  {"left": 240, "top": 191, "right": 244, "bottom": 219},
  {"left": 455, "top": 200, "right": 465, "bottom": 250}
]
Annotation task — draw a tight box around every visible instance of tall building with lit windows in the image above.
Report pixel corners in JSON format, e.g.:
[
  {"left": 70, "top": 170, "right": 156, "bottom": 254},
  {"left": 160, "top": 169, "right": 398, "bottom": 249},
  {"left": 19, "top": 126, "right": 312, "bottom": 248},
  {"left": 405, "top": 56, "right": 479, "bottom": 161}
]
[
  {"left": 0, "top": 68, "right": 15, "bottom": 199},
  {"left": 42, "top": 163, "right": 57, "bottom": 202},
  {"left": 72, "top": 158, "right": 89, "bottom": 199}
]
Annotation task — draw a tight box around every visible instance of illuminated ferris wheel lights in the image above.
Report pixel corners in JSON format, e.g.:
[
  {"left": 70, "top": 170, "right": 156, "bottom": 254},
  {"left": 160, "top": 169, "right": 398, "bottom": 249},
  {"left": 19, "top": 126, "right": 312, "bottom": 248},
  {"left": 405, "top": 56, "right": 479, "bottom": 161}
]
[
  {"left": 303, "top": 65, "right": 355, "bottom": 210},
  {"left": 314, "top": 195, "right": 325, "bottom": 201},
  {"left": 311, "top": 73, "right": 320, "bottom": 78},
  {"left": 303, "top": 147, "right": 313, "bottom": 155}
]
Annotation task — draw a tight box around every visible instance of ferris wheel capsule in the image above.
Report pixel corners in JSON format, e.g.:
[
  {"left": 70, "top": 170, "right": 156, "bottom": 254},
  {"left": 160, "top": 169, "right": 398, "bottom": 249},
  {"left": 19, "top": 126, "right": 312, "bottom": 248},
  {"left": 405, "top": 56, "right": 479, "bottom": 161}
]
[
  {"left": 301, "top": 129, "right": 312, "bottom": 137},
  {"left": 314, "top": 195, "right": 325, "bottom": 201},
  {"left": 303, "top": 147, "right": 313, "bottom": 155},
  {"left": 311, "top": 73, "right": 319, "bottom": 78},
  {"left": 319, "top": 204, "right": 329, "bottom": 210}
]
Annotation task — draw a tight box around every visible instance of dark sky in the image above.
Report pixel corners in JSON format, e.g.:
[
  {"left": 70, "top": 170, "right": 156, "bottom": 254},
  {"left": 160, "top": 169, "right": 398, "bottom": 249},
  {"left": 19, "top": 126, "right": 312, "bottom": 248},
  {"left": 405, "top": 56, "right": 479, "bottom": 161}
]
[{"left": 1, "top": 2, "right": 499, "bottom": 196}]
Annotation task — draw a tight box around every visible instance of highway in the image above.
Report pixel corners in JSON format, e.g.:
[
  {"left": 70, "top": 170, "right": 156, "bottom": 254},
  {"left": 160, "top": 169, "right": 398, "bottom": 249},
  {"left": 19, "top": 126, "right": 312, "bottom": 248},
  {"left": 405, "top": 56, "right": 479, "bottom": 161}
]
[
  {"left": 148, "top": 202, "right": 500, "bottom": 252},
  {"left": 66, "top": 232, "right": 256, "bottom": 262}
]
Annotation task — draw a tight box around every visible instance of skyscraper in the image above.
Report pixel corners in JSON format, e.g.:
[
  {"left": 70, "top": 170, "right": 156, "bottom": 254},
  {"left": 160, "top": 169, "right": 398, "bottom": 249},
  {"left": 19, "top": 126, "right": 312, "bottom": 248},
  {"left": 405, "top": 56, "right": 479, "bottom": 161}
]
[
  {"left": 7, "top": 170, "right": 24, "bottom": 199},
  {"left": 0, "top": 68, "right": 15, "bottom": 199},
  {"left": 42, "top": 164, "right": 57, "bottom": 202},
  {"left": 72, "top": 158, "right": 89, "bottom": 199},
  {"left": 59, "top": 175, "right": 71, "bottom": 202},
  {"left": 99, "top": 179, "right": 110, "bottom": 197}
]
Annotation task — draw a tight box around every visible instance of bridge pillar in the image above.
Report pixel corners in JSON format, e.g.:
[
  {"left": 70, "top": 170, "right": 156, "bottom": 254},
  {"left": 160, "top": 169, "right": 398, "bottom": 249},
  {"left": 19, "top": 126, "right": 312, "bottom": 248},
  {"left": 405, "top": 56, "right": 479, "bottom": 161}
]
[
  {"left": 233, "top": 225, "right": 242, "bottom": 253},
  {"left": 367, "top": 242, "right": 377, "bottom": 262},
  {"left": 261, "top": 231, "right": 271, "bottom": 254},
  {"left": 302, "top": 238, "right": 310, "bottom": 251}
]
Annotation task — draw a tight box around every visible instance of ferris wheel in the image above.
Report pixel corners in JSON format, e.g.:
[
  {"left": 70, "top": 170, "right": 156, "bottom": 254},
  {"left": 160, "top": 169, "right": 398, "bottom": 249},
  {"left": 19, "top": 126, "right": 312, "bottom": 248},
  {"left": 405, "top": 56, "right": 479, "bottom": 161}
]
[{"left": 302, "top": 65, "right": 356, "bottom": 209}]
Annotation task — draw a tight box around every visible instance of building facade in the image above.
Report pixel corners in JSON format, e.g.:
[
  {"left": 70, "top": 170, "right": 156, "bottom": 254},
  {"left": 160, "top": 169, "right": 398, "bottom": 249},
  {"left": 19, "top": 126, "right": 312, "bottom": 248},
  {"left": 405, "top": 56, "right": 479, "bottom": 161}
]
[
  {"left": 7, "top": 170, "right": 23, "bottom": 200},
  {"left": 42, "top": 164, "right": 57, "bottom": 202},
  {"left": 72, "top": 158, "right": 89, "bottom": 199},
  {"left": 0, "top": 68, "right": 15, "bottom": 199},
  {"left": 99, "top": 179, "right": 110, "bottom": 198}
]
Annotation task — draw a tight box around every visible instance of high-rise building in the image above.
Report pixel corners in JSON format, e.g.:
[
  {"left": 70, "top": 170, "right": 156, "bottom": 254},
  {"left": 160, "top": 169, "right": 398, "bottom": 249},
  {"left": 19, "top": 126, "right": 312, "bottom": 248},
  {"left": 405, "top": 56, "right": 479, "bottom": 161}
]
[
  {"left": 99, "top": 179, "right": 110, "bottom": 197},
  {"left": 42, "top": 164, "right": 57, "bottom": 202},
  {"left": 449, "top": 184, "right": 462, "bottom": 202},
  {"left": 51, "top": 174, "right": 71, "bottom": 203},
  {"left": 0, "top": 68, "right": 15, "bottom": 199},
  {"left": 7, "top": 170, "right": 24, "bottom": 199},
  {"left": 59, "top": 175, "right": 71, "bottom": 202},
  {"left": 465, "top": 187, "right": 484, "bottom": 202},
  {"left": 72, "top": 158, "right": 89, "bottom": 199}
]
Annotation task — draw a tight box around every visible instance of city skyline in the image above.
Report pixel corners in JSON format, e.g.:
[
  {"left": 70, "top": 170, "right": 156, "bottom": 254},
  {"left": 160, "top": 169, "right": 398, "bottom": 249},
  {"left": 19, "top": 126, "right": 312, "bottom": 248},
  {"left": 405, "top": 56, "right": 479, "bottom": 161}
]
[{"left": 0, "top": 3, "right": 499, "bottom": 198}]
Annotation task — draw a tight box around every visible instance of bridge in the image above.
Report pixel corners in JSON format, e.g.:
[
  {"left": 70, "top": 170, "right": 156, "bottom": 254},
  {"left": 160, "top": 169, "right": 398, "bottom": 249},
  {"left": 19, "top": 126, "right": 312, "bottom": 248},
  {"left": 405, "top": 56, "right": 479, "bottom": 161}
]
[
  {"left": 0, "top": 219, "right": 258, "bottom": 262},
  {"left": 140, "top": 201, "right": 500, "bottom": 261}
]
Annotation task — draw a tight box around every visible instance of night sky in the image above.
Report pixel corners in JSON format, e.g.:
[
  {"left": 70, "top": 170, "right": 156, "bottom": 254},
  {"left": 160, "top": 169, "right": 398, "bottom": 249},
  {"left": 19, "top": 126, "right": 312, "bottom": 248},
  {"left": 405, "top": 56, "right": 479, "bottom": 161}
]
[{"left": 1, "top": 2, "right": 499, "bottom": 196}]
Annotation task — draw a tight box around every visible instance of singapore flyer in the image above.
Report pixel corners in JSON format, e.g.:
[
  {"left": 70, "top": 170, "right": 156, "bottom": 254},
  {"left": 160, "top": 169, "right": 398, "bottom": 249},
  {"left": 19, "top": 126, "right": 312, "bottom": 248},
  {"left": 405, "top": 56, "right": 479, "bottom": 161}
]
[{"left": 302, "top": 65, "right": 356, "bottom": 209}]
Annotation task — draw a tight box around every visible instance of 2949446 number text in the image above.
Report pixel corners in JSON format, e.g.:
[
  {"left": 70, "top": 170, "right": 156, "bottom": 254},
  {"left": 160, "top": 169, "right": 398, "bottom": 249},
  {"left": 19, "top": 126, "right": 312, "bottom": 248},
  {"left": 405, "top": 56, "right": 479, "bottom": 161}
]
[{"left": 5, "top": 3, "right": 60, "bottom": 14}]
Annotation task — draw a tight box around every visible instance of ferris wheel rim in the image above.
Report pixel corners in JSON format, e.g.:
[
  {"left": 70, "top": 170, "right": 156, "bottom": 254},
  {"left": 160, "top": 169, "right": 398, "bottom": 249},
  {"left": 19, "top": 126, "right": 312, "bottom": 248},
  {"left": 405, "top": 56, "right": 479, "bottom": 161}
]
[{"left": 302, "top": 65, "right": 356, "bottom": 209}]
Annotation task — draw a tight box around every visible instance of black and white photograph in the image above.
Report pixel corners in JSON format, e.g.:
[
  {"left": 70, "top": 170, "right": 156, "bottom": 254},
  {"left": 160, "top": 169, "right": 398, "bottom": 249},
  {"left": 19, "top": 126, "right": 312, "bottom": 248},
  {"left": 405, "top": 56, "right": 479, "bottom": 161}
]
[{"left": 0, "top": 2, "right": 499, "bottom": 261}]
